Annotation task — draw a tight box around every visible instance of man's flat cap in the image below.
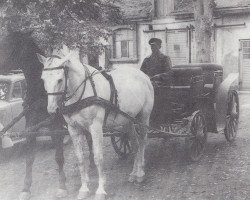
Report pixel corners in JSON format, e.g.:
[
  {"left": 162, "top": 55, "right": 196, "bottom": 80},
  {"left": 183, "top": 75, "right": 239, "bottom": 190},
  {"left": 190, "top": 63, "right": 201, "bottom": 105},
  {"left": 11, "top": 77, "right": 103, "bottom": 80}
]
[{"left": 149, "top": 38, "right": 162, "bottom": 45}]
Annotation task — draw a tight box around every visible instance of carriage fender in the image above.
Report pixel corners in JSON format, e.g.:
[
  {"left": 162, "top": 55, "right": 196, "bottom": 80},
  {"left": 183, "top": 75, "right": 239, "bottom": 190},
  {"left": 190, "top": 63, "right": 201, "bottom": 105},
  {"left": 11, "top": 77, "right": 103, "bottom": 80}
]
[{"left": 215, "top": 73, "right": 239, "bottom": 132}]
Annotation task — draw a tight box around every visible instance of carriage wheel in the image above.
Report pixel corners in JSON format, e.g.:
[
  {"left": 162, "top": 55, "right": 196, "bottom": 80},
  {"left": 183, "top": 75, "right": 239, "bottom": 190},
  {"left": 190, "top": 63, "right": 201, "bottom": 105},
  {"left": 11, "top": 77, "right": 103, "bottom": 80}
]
[
  {"left": 224, "top": 91, "right": 239, "bottom": 142},
  {"left": 185, "top": 111, "right": 207, "bottom": 162},
  {"left": 111, "top": 131, "right": 132, "bottom": 159}
]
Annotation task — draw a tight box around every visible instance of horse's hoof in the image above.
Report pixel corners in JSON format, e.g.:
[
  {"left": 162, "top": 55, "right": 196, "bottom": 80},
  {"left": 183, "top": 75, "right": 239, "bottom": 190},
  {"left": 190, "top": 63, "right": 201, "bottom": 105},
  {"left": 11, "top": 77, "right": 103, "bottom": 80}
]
[
  {"left": 56, "top": 189, "right": 68, "bottom": 198},
  {"left": 94, "top": 193, "right": 106, "bottom": 200},
  {"left": 136, "top": 175, "right": 145, "bottom": 183},
  {"left": 128, "top": 175, "right": 136, "bottom": 183},
  {"left": 19, "top": 192, "right": 31, "bottom": 200},
  {"left": 77, "top": 191, "right": 89, "bottom": 200}
]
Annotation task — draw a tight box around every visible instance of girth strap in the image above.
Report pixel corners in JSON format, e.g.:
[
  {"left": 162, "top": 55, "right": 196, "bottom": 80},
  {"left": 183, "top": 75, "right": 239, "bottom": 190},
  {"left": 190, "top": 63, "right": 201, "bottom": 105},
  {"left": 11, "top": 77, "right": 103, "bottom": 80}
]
[{"left": 100, "top": 71, "right": 118, "bottom": 124}]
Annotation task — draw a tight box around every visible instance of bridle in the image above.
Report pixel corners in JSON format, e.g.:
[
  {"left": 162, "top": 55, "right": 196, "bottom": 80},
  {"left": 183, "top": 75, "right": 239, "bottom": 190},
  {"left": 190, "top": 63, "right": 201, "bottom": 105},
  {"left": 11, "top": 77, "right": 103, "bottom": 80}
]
[
  {"left": 43, "top": 56, "right": 98, "bottom": 108},
  {"left": 43, "top": 65, "right": 69, "bottom": 97}
]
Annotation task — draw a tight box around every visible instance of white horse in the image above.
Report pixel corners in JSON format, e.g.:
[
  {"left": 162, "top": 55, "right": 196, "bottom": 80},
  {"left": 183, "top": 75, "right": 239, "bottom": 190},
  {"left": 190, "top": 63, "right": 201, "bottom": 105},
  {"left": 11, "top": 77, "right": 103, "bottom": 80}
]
[{"left": 37, "top": 45, "right": 154, "bottom": 200}]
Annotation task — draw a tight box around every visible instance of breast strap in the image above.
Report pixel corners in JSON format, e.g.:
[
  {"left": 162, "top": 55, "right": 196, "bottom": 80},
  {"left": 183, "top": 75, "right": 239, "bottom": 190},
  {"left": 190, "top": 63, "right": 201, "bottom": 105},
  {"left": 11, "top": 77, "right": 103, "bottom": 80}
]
[
  {"left": 60, "top": 70, "right": 119, "bottom": 125},
  {"left": 59, "top": 96, "right": 135, "bottom": 122}
]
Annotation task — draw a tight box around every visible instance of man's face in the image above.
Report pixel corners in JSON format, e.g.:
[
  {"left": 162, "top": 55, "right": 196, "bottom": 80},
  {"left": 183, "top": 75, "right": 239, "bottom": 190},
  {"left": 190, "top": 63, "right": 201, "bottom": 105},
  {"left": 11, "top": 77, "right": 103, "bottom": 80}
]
[{"left": 151, "top": 43, "right": 161, "bottom": 53}]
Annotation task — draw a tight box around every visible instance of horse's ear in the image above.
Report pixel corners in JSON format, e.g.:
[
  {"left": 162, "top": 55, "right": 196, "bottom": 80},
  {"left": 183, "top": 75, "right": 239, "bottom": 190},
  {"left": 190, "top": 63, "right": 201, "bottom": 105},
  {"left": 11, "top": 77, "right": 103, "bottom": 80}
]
[
  {"left": 36, "top": 53, "right": 47, "bottom": 64},
  {"left": 61, "top": 44, "right": 70, "bottom": 55}
]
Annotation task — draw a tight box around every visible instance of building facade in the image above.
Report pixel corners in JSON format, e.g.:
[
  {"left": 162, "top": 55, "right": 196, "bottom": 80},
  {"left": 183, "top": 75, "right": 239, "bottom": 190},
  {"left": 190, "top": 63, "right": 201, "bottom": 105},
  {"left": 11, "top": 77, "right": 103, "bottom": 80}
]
[{"left": 102, "top": 0, "right": 250, "bottom": 90}]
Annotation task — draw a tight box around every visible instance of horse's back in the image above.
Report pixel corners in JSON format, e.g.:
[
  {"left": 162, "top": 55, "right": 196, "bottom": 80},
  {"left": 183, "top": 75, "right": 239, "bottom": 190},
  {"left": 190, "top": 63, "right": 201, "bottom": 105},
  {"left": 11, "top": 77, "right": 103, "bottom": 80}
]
[{"left": 108, "top": 67, "right": 154, "bottom": 118}]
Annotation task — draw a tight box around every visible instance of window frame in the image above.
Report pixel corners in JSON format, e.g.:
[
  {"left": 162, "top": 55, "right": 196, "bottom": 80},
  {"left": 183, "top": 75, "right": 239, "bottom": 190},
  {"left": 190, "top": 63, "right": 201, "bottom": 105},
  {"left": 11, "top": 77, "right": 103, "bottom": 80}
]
[{"left": 110, "top": 25, "right": 138, "bottom": 63}]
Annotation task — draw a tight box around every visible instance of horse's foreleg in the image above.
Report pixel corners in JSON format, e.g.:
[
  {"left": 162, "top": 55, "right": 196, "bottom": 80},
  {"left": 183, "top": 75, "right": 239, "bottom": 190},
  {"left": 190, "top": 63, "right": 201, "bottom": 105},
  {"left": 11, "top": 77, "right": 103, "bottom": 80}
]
[
  {"left": 51, "top": 133, "right": 67, "bottom": 198},
  {"left": 90, "top": 121, "right": 106, "bottom": 200},
  {"left": 85, "top": 130, "right": 95, "bottom": 168},
  {"left": 19, "top": 136, "right": 36, "bottom": 200},
  {"left": 68, "top": 125, "right": 90, "bottom": 199}
]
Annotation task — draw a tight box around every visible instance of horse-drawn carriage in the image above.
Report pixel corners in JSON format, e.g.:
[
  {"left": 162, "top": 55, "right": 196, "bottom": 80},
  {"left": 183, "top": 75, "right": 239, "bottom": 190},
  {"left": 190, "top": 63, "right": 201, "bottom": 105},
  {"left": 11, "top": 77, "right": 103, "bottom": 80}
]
[
  {"left": 110, "top": 63, "right": 239, "bottom": 161},
  {"left": 0, "top": 32, "right": 239, "bottom": 199}
]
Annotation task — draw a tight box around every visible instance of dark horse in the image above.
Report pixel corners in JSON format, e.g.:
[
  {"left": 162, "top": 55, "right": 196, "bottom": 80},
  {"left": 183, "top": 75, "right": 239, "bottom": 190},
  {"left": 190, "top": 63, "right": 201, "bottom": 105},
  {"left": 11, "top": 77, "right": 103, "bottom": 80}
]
[{"left": 0, "top": 31, "right": 68, "bottom": 200}]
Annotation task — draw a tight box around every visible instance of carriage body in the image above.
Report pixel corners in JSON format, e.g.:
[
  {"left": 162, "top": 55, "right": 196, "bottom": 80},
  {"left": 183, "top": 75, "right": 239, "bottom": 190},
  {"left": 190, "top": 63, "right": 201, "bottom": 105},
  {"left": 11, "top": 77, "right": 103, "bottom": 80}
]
[
  {"left": 111, "top": 63, "right": 239, "bottom": 161},
  {"left": 151, "top": 63, "right": 238, "bottom": 133}
]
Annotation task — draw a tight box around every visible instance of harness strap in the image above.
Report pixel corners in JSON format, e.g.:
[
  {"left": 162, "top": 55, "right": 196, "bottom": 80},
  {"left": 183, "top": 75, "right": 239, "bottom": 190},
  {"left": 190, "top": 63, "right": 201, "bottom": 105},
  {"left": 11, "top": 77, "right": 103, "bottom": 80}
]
[
  {"left": 101, "top": 71, "right": 119, "bottom": 124},
  {"left": 59, "top": 96, "right": 136, "bottom": 123},
  {"left": 82, "top": 64, "right": 97, "bottom": 97}
]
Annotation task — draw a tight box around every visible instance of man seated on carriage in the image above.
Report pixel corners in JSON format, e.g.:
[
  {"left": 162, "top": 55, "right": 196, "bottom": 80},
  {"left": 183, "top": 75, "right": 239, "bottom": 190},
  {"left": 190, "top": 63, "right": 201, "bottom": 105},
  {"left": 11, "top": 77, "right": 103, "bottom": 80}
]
[{"left": 141, "top": 38, "right": 172, "bottom": 129}]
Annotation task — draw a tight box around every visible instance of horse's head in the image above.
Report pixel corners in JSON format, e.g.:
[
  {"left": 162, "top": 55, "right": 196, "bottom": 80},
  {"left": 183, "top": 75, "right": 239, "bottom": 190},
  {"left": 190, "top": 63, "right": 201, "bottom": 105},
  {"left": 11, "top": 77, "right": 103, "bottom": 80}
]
[
  {"left": 0, "top": 31, "right": 43, "bottom": 73},
  {"left": 38, "top": 45, "right": 73, "bottom": 113}
]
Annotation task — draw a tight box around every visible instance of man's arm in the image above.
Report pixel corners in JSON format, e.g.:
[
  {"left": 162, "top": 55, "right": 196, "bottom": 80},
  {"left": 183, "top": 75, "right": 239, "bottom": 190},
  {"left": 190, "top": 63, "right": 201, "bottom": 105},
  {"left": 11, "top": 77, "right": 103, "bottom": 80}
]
[
  {"left": 140, "top": 58, "right": 148, "bottom": 74},
  {"left": 164, "top": 56, "right": 172, "bottom": 72}
]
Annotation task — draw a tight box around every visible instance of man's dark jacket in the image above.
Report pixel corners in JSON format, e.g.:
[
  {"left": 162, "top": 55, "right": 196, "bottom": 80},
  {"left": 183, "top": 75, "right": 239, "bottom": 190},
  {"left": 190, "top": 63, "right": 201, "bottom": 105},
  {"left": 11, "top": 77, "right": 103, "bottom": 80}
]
[{"left": 141, "top": 52, "right": 172, "bottom": 77}]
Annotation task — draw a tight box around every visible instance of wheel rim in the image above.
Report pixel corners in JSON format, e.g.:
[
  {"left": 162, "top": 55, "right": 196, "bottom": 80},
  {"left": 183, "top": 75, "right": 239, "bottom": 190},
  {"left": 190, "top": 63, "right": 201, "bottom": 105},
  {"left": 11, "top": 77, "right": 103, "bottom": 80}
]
[
  {"left": 111, "top": 132, "right": 131, "bottom": 158},
  {"left": 225, "top": 91, "right": 239, "bottom": 142},
  {"left": 186, "top": 111, "right": 207, "bottom": 161}
]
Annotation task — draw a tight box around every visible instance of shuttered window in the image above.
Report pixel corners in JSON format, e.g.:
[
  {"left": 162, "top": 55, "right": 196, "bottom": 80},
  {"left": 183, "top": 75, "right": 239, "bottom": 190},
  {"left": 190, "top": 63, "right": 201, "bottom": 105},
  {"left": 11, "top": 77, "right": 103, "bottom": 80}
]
[
  {"left": 242, "top": 41, "right": 250, "bottom": 59},
  {"left": 112, "top": 27, "right": 137, "bottom": 60},
  {"left": 240, "top": 40, "right": 250, "bottom": 89}
]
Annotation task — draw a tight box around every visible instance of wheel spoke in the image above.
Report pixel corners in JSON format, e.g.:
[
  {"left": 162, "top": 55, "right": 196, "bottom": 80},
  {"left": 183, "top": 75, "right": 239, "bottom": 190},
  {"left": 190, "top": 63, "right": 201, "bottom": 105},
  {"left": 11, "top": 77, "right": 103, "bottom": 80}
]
[
  {"left": 225, "top": 92, "right": 239, "bottom": 142},
  {"left": 187, "top": 111, "right": 207, "bottom": 161}
]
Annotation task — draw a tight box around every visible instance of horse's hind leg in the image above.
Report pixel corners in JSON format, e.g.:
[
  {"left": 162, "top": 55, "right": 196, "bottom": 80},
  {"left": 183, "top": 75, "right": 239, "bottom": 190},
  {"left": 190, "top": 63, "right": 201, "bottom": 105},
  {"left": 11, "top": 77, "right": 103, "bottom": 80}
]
[
  {"left": 51, "top": 133, "right": 67, "bottom": 198},
  {"left": 68, "top": 125, "right": 90, "bottom": 199},
  {"left": 134, "top": 123, "right": 147, "bottom": 183},
  {"left": 129, "top": 116, "right": 149, "bottom": 183},
  {"left": 19, "top": 136, "right": 36, "bottom": 200},
  {"left": 89, "top": 120, "right": 106, "bottom": 200}
]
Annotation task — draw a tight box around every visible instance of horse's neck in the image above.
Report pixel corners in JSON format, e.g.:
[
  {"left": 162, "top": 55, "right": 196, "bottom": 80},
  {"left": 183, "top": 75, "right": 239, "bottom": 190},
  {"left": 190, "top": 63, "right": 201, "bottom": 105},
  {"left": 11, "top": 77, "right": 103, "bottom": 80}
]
[
  {"left": 66, "top": 61, "right": 96, "bottom": 104},
  {"left": 22, "top": 53, "right": 46, "bottom": 100}
]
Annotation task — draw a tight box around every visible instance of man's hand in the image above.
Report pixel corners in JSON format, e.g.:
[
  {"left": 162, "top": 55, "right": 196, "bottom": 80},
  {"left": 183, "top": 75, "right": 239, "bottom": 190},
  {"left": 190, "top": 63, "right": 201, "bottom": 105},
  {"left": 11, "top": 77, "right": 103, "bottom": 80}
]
[{"left": 150, "top": 72, "right": 172, "bottom": 87}]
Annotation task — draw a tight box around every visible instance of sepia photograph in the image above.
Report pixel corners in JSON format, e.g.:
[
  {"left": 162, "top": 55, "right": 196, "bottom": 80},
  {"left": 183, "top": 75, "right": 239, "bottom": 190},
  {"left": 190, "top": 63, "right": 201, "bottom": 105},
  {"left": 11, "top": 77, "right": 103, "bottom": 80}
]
[{"left": 0, "top": 0, "right": 248, "bottom": 199}]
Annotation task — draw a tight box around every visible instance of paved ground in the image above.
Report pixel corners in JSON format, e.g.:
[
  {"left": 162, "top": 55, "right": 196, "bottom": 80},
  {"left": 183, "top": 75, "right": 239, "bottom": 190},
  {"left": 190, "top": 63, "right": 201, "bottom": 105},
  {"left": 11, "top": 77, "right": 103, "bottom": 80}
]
[{"left": 0, "top": 93, "right": 249, "bottom": 200}]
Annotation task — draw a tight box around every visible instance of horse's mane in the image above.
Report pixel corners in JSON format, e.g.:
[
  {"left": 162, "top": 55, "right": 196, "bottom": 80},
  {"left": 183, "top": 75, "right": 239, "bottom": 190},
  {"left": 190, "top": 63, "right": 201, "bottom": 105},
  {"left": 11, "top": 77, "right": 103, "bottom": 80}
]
[
  {"left": 0, "top": 31, "right": 44, "bottom": 73},
  {"left": 0, "top": 31, "right": 47, "bottom": 103}
]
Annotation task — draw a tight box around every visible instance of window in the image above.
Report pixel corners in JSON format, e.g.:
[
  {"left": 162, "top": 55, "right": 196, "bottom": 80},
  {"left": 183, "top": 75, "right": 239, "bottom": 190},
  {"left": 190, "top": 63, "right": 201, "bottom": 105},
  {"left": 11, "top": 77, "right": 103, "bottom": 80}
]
[
  {"left": 242, "top": 41, "right": 250, "bottom": 59},
  {"left": 121, "top": 40, "right": 129, "bottom": 57},
  {"left": 111, "top": 26, "right": 138, "bottom": 62}
]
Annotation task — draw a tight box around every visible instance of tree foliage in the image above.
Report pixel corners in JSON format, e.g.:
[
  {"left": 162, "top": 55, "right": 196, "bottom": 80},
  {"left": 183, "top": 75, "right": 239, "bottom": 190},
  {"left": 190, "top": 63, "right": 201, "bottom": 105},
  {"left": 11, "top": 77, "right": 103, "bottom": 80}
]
[{"left": 0, "top": 0, "right": 122, "bottom": 54}]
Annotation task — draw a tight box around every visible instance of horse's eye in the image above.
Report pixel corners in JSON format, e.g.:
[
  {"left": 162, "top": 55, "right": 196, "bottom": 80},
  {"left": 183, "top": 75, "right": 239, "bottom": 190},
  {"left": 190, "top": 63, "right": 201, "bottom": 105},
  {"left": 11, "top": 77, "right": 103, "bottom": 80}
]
[{"left": 58, "top": 79, "right": 63, "bottom": 84}]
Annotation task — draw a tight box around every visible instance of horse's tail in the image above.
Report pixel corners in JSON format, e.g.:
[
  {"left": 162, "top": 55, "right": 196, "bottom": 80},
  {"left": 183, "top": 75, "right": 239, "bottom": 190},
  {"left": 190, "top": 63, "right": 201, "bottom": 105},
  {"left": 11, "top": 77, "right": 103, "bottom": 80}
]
[{"left": 136, "top": 75, "right": 154, "bottom": 125}]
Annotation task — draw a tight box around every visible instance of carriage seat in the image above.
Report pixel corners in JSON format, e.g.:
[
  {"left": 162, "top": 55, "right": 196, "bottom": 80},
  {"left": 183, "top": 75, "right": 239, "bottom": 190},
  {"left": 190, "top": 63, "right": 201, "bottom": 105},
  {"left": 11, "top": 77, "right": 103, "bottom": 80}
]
[
  {"left": 170, "top": 66, "right": 204, "bottom": 117},
  {"left": 171, "top": 66, "right": 203, "bottom": 87},
  {"left": 174, "top": 63, "right": 223, "bottom": 96}
]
